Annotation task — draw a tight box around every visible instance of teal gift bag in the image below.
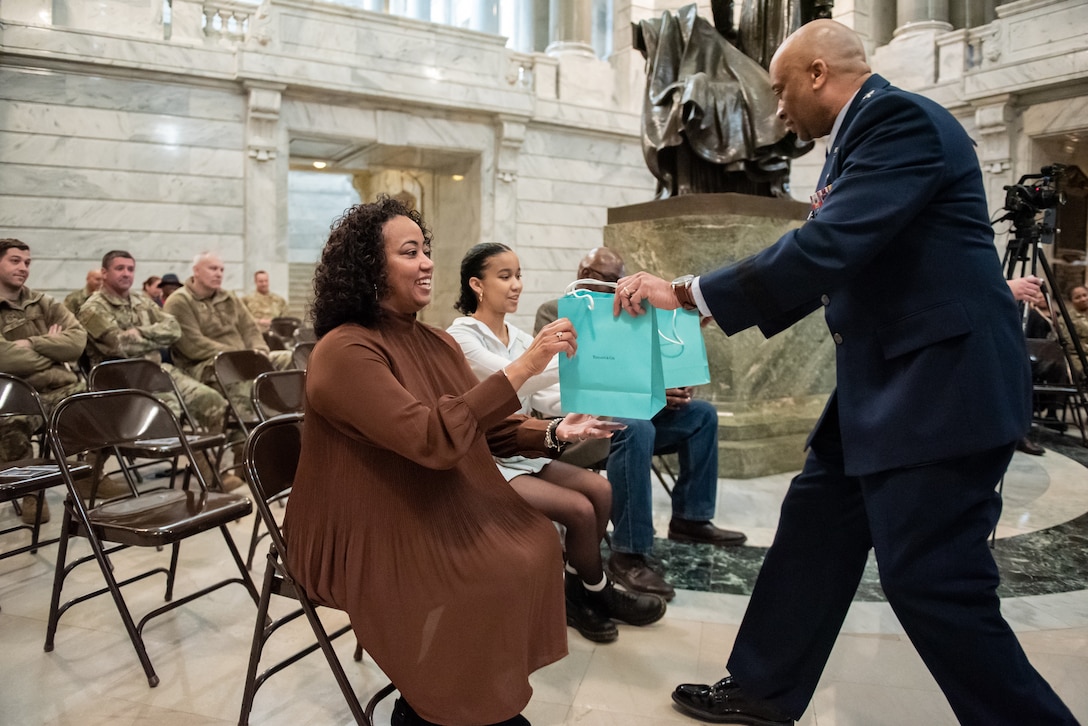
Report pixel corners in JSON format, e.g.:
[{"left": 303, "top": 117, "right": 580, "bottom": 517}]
[
  {"left": 557, "top": 281, "right": 667, "bottom": 420},
  {"left": 659, "top": 309, "right": 711, "bottom": 388}
]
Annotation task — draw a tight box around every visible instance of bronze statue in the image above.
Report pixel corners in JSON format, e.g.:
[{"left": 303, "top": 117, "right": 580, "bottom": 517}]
[{"left": 633, "top": 1, "right": 833, "bottom": 198}]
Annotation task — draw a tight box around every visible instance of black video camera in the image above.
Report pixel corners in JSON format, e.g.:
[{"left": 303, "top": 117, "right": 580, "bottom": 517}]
[{"left": 1003, "top": 164, "right": 1067, "bottom": 217}]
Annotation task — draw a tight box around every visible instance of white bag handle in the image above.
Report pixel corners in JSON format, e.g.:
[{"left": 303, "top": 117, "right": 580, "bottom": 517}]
[
  {"left": 563, "top": 279, "right": 617, "bottom": 310},
  {"left": 659, "top": 308, "right": 684, "bottom": 347}
]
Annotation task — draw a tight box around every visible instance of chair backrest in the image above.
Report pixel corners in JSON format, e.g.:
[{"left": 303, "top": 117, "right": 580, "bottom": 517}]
[
  {"left": 291, "top": 342, "right": 315, "bottom": 371},
  {"left": 252, "top": 370, "right": 306, "bottom": 421},
  {"left": 89, "top": 358, "right": 175, "bottom": 396},
  {"left": 214, "top": 350, "right": 275, "bottom": 387},
  {"left": 294, "top": 325, "right": 317, "bottom": 345},
  {"left": 270, "top": 316, "right": 302, "bottom": 340},
  {"left": 0, "top": 372, "right": 49, "bottom": 422},
  {"left": 243, "top": 414, "right": 303, "bottom": 554},
  {"left": 50, "top": 389, "right": 194, "bottom": 464}
]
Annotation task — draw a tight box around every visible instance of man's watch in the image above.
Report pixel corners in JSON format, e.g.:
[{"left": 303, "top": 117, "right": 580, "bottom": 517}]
[{"left": 671, "top": 275, "right": 699, "bottom": 312}]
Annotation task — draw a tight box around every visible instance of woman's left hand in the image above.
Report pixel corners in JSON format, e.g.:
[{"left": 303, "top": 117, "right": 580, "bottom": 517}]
[{"left": 555, "top": 413, "right": 626, "bottom": 442}]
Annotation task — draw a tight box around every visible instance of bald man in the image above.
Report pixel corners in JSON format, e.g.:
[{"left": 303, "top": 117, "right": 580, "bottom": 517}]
[
  {"left": 615, "top": 20, "right": 1074, "bottom": 725},
  {"left": 63, "top": 268, "right": 103, "bottom": 315}
]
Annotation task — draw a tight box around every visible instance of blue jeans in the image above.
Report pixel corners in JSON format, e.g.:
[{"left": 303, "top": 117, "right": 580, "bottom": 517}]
[{"left": 607, "top": 399, "right": 719, "bottom": 555}]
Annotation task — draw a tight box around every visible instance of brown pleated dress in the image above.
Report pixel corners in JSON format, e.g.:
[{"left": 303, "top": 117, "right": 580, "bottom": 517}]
[{"left": 284, "top": 316, "right": 567, "bottom": 725}]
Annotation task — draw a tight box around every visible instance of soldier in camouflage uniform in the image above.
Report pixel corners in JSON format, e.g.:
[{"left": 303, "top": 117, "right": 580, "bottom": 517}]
[
  {"left": 241, "top": 270, "right": 289, "bottom": 333},
  {"left": 79, "top": 251, "right": 242, "bottom": 490},
  {"left": 63, "top": 268, "right": 103, "bottom": 316},
  {"left": 164, "top": 252, "right": 292, "bottom": 470},
  {"left": 0, "top": 239, "right": 125, "bottom": 523}
]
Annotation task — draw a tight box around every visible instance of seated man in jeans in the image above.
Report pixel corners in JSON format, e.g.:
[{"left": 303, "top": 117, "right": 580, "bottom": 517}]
[{"left": 535, "top": 247, "right": 746, "bottom": 600}]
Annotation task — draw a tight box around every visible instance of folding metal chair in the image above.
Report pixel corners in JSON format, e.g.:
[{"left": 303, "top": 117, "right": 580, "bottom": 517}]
[
  {"left": 243, "top": 369, "right": 307, "bottom": 568},
  {"left": 45, "top": 389, "right": 259, "bottom": 687},
  {"left": 214, "top": 350, "right": 275, "bottom": 439},
  {"left": 88, "top": 359, "right": 229, "bottom": 490},
  {"left": 291, "top": 341, "right": 315, "bottom": 372},
  {"left": 0, "top": 373, "right": 91, "bottom": 564},
  {"left": 252, "top": 370, "right": 306, "bottom": 422},
  {"left": 239, "top": 414, "right": 393, "bottom": 725}
]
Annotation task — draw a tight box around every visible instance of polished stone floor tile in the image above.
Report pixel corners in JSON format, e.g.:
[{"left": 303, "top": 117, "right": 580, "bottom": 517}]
[{"left": 2, "top": 428, "right": 1086, "bottom": 725}]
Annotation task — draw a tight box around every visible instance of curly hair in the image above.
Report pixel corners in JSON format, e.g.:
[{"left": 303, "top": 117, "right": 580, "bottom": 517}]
[
  {"left": 454, "top": 242, "right": 513, "bottom": 315},
  {"left": 311, "top": 196, "right": 432, "bottom": 336}
]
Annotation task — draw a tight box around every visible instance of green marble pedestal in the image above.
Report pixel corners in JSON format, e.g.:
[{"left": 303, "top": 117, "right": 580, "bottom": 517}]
[{"left": 604, "top": 194, "right": 836, "bottom": 478}]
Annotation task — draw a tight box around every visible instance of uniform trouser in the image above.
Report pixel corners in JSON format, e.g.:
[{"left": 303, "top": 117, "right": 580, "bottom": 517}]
[
  {"left": 0, "top": 380, "right": 85, "bottom": 461},
  {"left": 205, "top": 349, "right": 293, "bottom": 435},
  {"left": 161, "top": 363, "right": 226, "bottom": 432},
  {"left": 726, "top": 434, "right": 1077, "bottom": 725}
]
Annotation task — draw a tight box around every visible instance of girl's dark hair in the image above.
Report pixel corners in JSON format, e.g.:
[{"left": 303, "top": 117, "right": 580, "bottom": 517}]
[
  {"left": 454, "top": 242, "right": 512, "bottom": 315},
  {"left": 311, "top": 195, "right": 432, "bottom": 336}
]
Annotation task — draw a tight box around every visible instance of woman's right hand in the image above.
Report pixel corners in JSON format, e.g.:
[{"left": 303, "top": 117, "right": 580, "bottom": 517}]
[{"left": 503, "top": 319, "right": 576, "bottom": 390}]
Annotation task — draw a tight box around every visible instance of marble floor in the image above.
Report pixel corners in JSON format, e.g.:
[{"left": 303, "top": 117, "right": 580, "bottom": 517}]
[{"left": 1, "top": 427, "right": 1086, "bottom": 726}]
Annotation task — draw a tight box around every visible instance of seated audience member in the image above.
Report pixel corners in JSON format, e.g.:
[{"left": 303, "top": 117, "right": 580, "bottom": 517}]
[
  {"left": 535, "top": 247, "right": 745, "bottom": 601},
  {"left": 241, "top": 270, "right": 288, "bottom": 333},
  {"left": 142, "top": 275, "right": 164, "bottom": 307},
  {"left": 1057, "top": 285, "right": 1088, "bottom": 379},
  {"left": 78, "top": 250, "right": 242, "bottom": 490},
  {"left": 63, "top": 267, "right": 103, "bottom": 315},
  {"left": 284, "top": 197, "right": 624, "bottom": 725},
  {"left": 164, "top": 252, "right": 291, "bottom": 397},
  {"left": 158, "top": 273, "right": 182, "bottom": 300},
  {"left": 447, "top": 243, "right": 667, "bottom": 643},
  {"left": 0, "top": 239, "right": 126, "bottom": 524},
  {"left": 163, "top": 253, "right": 291, "bottom": 469}
]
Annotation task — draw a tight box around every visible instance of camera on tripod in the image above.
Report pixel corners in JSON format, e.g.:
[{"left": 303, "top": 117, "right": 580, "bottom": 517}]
[{"left": 1003, "top": 164, "right": 1067, "bottom": 220}]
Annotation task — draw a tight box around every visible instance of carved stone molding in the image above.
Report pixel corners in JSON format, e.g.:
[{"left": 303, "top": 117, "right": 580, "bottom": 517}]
[
  {"left": 496, "top": 117, "right": 527, "bottom": 183},
  {"left": 245, "top": 82, "right": 285, "bottom": 161}
]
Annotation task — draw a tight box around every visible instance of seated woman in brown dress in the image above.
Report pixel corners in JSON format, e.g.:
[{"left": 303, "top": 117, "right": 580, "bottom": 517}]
[
  {"left": 447, "top": 243, "right": 667, "bottom": 643},
  {"left": 284, "top": 196, "right": 624, "bottom": 726}
]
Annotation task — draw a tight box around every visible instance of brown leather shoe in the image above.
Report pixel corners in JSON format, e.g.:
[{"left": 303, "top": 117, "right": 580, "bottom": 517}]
[
  {"left": 668, "top": 518, "right": 747, "bottom": 546},
  {"left": 606, "top": 552, "right": 675, "bottom": 601}
]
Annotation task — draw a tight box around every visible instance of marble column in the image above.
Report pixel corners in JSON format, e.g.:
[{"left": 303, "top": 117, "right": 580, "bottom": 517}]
[
  {"left": 895, "top": 0, "right": 952, "bottom": 34},
  {"left": 244, "top": 83, "right": 289, "bottom": 295},
  {"left": 545, "top": 0, "right": 594, "bottom": 56},
  {"left": 471, "top": 0, "right": 501, "bottom": 34},
  {"left": 604, "top": 194, "right": 836, "bottom": 478}
]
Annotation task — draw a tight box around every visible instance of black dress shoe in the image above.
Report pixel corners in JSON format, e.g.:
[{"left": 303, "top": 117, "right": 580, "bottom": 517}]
[
  {"left": 588, "top": 579, "right": 667, "bottom": 626},
  {"left": 606, "top": 552, "right": 676, "bottom": 601},
  {"left": 565, "top": 573, "right": 618, "bottom": 643},
  {"left": 672, "top": 677, "right": 794, "bottom": 725},
  {"left": 392, "top": 698, "right": 442, "bottom": 726},
  {"left": 668, "top": 519, "right": 747, "bottom": 546},
  {"left": 1016, "top": 437, "right": 1045, "bottom": 456}
]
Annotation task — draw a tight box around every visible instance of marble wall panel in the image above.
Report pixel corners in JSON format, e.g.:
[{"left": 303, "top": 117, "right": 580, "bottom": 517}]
[
  {"left": 0, "top": 68, "right": 245, "bottom": 122},
  {"left": 518, "top": 153, "right": 647, "bottom": 188},
  {"left": 3, "top": 228, "right": 243, "bottom": 267},
  {"left": 0, "top": 100, "right": 244, "bottom": 149},
  {"left": 516, "top": 199, "right": 607, "bottom": 228},
  {"left": 0, "top": 164, "right": 243, "bottom": 206},
  {"left": 0, "top": 24, "right": 238, "bottom": 79},
  {"left": 516, "top": 222, "right": 603, "bottom": 251},
  {"left": 273, "top": 5, "right": 507, "bottom": 84},
  {"left": 0, "top": 198, "right": 243, "bottom": 235},
  {"left": 0, "top": 132, "right": 243, "bottom": 178}
]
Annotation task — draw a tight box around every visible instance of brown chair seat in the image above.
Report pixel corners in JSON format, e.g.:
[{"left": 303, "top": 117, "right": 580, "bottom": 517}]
[{"left": 85, "top": 489, "right": 252, "bottom": 545}]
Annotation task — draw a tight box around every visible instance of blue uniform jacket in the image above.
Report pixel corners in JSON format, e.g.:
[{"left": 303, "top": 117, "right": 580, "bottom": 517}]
[{"left": 699, "top": 74, "right": 1031, "bottom": 476}]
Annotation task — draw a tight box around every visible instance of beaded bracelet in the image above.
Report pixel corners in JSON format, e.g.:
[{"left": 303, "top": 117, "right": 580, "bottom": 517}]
[{"left": 545, "top": 417, "right": 568, "bottom": 454}]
